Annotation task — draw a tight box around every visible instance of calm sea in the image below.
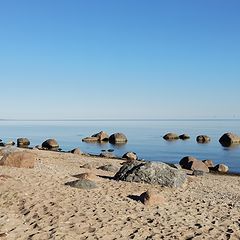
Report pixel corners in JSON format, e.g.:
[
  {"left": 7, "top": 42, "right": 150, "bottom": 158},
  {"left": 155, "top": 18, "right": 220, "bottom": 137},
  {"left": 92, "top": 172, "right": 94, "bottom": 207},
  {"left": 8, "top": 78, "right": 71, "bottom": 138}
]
[{"left": 0, "top": 120, "right": 240, "bottom": 173}]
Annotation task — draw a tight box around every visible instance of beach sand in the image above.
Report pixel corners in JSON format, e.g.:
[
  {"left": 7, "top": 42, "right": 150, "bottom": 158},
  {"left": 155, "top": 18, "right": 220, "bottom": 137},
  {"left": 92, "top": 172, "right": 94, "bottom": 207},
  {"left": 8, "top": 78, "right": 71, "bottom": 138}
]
[{"left": 1, "top": 149, "right": 240, "bottom": 239}]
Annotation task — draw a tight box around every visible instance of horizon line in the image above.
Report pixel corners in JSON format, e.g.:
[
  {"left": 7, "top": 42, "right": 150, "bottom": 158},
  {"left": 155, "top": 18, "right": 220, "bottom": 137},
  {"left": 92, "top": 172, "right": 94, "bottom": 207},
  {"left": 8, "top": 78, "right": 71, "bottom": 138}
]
[{"left": 0, "top": 118, "right": 240, "bottom": 122}]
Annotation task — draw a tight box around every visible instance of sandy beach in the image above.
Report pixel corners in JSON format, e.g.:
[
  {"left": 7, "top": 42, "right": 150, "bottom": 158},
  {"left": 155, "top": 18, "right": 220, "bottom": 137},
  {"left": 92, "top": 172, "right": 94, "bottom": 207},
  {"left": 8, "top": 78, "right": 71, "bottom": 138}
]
[{"left": 1, "top": 148, "right": 240, "bottom": 240}]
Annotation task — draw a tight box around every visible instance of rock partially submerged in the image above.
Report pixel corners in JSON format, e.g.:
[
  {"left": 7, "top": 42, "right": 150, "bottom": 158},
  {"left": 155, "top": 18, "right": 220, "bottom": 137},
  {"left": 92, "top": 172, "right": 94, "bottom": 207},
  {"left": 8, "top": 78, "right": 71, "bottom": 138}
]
[
  {"left": 163, "top": 133, "right": 179, "bottom": 141},
  {"left": 82, "top": 131, "right": 109, "bottom": 142},
  {"left": 114, "top": 161, "right": 186, "bottom": 188},
  {"left": 219, "top": 132, "right": 240, "bottom": 147},
  {"left": 99, "top": 152, "right": 116, "bottom": 158},
  {"left": 179, "top": 134, "right": 190, "bottom": 140},
  {"left": 196, "top": 135, "right": 211, "bottom": 143},
  {"left": 212, "top": 164, "right": 229, "bottom": 173},
  {"left": 109, "top": 133, "right": 128, "bottom": 144}
]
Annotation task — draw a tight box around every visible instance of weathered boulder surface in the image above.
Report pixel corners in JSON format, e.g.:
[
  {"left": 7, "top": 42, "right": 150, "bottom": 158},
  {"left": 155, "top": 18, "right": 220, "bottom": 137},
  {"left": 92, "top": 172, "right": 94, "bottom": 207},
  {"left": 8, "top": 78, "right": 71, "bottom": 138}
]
[
  {"left": 196, "top": 135, "right": 211, "bottom": 143},
  {"left": 179, "top": 156, "right": 209, "bottom": 173},
  {"left": 179, "top": 134, "right": 190, "bottom": 140},
  {"left": 42, "top": 139, "right": 59, "bottom": 150},
  {"left": 219, "top": 133, "right": 240, "bottom": 147},
  {"left": 109, "top": 133, "right": 128, "bottom": 144},
  {"left": 17, "top": 138, "right": 30, "bottom": 148},
  {"left": 114, "top": 161, "right": 187, "bottom": 188},
  {"left": 0, "top": 151, "right": 36, "bottom": 168},
  {"left": 122, "top": 152, "right": 138, "bottom": 161},
  {"left": 163, "top": 133, "right": 179, "bottom": 140}
]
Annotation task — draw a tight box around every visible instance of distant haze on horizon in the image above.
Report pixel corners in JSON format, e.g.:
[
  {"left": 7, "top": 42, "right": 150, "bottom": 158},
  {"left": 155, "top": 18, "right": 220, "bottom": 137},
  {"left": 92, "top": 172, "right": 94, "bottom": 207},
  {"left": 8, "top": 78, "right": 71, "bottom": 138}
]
[{"left": 0, "top": 0, "right": 240, "bottom": 120}]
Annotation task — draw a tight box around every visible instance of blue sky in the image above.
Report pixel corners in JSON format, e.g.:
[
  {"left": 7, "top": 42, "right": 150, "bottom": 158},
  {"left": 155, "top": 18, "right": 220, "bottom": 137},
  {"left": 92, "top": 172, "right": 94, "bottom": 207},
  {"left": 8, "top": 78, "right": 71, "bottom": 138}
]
[{"left": 0, "top": 0, "right": 239, "bottom": 119}]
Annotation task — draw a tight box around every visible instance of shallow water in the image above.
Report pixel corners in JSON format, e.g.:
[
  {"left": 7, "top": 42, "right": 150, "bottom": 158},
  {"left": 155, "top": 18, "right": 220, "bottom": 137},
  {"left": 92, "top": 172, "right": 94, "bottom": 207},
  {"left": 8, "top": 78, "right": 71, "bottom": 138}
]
[{"left": 0, "top": 120, "right": 240, "bottom": 172}]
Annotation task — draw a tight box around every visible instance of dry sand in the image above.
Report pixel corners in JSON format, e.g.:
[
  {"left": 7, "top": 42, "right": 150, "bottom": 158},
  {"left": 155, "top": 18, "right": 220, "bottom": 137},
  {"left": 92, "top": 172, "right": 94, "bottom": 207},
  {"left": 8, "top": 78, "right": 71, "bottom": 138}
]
[{"left": 1, "top": 149, "right": 240, "bottom": 239}]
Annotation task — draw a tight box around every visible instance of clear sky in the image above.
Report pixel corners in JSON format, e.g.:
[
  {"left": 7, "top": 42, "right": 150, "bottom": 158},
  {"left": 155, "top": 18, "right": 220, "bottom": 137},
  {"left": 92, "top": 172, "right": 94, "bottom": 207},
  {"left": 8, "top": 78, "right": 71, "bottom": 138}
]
[{"left": 0, "top": 0, "right": 239, "bottom": 119}]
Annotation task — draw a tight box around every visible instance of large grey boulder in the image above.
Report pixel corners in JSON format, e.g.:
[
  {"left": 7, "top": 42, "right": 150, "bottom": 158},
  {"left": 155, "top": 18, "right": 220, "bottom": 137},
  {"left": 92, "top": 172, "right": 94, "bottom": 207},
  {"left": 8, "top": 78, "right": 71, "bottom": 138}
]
[
  {"left": 219, "top": 132, "right": 240, "bottom": 147},
  {"left": 109, "top": 133, "right": 128, "bottom": 144},
  {"left": 114, "top": 161, "right": 187, "bottom": 188}
]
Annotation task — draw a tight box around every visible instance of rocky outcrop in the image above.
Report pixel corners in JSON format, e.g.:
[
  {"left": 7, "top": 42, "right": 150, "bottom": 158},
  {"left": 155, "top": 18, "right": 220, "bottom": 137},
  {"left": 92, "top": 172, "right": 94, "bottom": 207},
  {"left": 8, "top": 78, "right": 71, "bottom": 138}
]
[
  {"left": 163, "top": 133, "right": 179, "bottom": 140},
  {"left": 42, "top": 139, "right": 59, "bottom": 150},
  {"left": 17, "top": 138, "right": 30, "bottom": 148},
  {"left": 109, "top": 133, "right": 128, "bottom": 144},
  {"left": 219, "top": 133, "right": 240, "bottom": 147},
  {"left": 0, "top": 151, "right": 36, "bottom": 168},
  {"left": 196, "top": 135, "right": 211, "bottom": 143},
  {"left": 122, "top": 152, "right": 138, "bottom": 161},
  {"left": 114, "top": 161, "right": 187, "bottom": 188},
  {"left": 179, "top": 156, "right": 209, "bottom": 173}
]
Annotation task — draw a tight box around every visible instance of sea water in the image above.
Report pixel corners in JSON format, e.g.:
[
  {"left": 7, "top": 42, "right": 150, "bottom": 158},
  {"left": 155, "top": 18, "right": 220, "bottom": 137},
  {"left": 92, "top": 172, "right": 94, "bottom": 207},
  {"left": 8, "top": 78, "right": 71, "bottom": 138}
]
[{"left": 0, "top": 120, "right": 240, "bottom": 172}]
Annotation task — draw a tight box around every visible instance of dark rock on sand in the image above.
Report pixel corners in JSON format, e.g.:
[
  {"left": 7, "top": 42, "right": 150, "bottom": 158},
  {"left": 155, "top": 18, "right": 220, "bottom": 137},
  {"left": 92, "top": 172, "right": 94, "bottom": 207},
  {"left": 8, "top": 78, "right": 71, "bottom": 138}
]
[
  {"left": 114, "top": 161, "right": 187, "bottom": 188},
  {"left": 196, "top": 135, "right": 211, "bottom": 143},
  {"left": 192, "top": 170, "right": 204, "bottom": 176},
  {"left": 122, "top": 152, "right": 138, "bottom": 161},
  {"left": 179, "top": 134, "right": 190, "bottom": 140},
  {"left": 109, "top": 133, "right": 128, "bottom": 144},
  {"left": 42, "top": 139, "right": 59, "bottom": 150},
  {"left": 163, "top": 133, "right": 179, "bottom": 140},
  {"left": 65, "top": 179, "right": 97, "bottom": 189},
  {"left": 17, "top": 138, "right": 30, "bottom": 148},
  {"left": 179, "top": 156, "right": 209, "bottom": 173},
  {"left": 219, "top": 132, "right": 240, "bottom": 147}
]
